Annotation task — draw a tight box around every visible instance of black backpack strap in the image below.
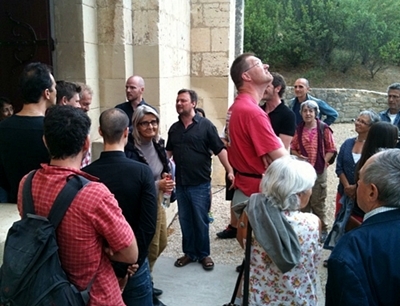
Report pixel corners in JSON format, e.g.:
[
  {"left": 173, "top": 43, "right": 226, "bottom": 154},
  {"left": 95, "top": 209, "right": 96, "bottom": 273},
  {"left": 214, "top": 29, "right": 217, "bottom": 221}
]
[
  {"left": 48, "top": 174, "right": 90, "bottom": 228},
  {"left": 22, "top": 170, "right": 38, "bottom": 216},
  {"left": 79, "top": 277, "right": 95, "bottom": 304},
  {"left": 48, "top": 174, "right": 95, "bottom": 304}
]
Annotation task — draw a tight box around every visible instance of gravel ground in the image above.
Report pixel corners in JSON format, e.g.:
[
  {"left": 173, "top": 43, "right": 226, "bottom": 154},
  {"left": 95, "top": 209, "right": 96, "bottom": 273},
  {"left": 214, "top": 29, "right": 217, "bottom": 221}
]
[{"left": 163, "top": 123, "right": 356, "bottom": 292}]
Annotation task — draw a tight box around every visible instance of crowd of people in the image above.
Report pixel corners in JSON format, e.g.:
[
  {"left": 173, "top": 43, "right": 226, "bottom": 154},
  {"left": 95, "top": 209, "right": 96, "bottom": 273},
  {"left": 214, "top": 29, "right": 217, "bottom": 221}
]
[{"left": 1, "top": 55, "right": 400, "bottom": 305}]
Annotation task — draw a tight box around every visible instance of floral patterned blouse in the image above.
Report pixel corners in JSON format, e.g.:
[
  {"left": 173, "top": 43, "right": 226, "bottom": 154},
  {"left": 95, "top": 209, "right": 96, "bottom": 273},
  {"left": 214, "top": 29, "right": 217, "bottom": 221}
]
[{"left": 247, "top": 210, "right": 322, "bottom": 305}]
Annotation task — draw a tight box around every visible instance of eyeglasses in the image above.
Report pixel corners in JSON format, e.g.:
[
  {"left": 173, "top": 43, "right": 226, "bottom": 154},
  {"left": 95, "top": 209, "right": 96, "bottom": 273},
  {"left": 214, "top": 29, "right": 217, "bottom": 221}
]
[
  {"left": 388, "top": 94, "right": 400, "bottom": 99},
  {"left": 244, "top": 61, "right": 262, "bottom": 72},
  {"left": 354, "top": 118, "right": 370, "bottom": 125},
  {"left": 138, "top": 120, "right": 158, "bottom": 128}
]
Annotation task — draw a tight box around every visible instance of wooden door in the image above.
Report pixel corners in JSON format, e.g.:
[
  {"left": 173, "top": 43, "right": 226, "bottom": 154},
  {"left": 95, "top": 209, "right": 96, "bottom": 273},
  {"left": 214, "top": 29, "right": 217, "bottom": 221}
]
[{"left": 0, "top": 0, "right": 53, "bottom": 112}]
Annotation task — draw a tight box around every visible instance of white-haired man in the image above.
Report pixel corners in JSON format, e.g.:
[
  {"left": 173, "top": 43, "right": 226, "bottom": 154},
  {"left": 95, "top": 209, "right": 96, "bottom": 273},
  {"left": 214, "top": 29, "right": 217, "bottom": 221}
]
[{"left": 326, "top": 149, "right": 400, "bottom": 305}]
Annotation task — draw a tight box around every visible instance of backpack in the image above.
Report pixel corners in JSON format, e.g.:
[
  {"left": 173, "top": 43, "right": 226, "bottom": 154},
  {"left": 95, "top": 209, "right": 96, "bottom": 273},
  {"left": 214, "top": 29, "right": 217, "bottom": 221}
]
[{"left": 0, "top": 171, "right": 94, "bottom": 306}]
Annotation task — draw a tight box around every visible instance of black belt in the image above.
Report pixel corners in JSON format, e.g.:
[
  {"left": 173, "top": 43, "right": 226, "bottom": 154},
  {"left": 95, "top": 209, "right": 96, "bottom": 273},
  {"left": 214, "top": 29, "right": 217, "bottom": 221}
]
[{"left": 235, "top": 170, "right": 262, "bottom": 179}]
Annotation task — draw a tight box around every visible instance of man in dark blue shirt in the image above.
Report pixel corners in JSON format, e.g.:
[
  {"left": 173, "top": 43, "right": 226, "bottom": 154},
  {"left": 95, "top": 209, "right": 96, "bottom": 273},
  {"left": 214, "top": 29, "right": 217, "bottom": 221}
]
[
  {"left": 326, "top": 149, "right": 400, "bottom": 305},
  {"left": 289, "top": 78, "right": 338, "bottom": 126},
  {"left": 166, "top": 89, "right": 233, "bottom": 271}
]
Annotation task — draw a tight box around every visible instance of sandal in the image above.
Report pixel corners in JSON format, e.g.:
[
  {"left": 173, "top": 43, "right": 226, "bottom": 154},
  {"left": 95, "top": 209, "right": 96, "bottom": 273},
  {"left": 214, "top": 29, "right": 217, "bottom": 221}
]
[
  {"left": 200, "top": 256, "right": 214, "bottom": 271},
  {"left": 174, "top": 255, "right": 195, "bottom": 268}
]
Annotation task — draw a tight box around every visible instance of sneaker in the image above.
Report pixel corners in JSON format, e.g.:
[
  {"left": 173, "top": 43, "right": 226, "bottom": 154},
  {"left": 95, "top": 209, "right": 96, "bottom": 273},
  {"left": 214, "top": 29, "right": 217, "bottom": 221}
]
[
  {"left": 216, "top": 224, "right": 237, "bottom": 239},
  {"left": 208, "top": 211, "right": 214, "bottom": 223}
]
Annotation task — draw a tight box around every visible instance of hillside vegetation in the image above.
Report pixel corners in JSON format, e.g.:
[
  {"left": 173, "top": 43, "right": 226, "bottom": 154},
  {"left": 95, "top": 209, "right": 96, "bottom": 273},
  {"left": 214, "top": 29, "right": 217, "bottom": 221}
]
[{"left": 244, "top": 0, "right": 400, "bottom": 91}]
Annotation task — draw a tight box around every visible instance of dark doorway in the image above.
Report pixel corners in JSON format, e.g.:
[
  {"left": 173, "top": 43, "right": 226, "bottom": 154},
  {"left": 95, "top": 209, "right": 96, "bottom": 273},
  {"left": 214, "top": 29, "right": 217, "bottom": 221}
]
[{"left": 0, "top": 0, "right": 53, "bottom": 112}]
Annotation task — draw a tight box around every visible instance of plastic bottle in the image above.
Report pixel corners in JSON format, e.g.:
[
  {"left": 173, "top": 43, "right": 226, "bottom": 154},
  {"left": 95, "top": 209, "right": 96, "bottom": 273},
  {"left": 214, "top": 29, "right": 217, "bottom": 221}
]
[{"left": 162, "top": 174, "right": 172, "bottom": 208}]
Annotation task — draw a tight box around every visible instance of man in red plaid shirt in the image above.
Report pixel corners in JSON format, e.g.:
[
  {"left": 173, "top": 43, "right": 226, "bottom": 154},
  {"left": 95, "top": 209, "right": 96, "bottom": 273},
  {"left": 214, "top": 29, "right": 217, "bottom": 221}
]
[{"left": 17, "top": 105, "right": 138, "bottom": 305}]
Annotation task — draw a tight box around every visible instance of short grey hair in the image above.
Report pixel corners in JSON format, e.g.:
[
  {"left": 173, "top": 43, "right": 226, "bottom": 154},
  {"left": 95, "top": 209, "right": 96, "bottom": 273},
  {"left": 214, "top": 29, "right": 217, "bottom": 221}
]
[
  {"left": 300, "top": 100, "right": 320, "bottom": 117},
  {"left": 76, "top": 82, "right": 93, "bottom": 97},
  {"left": 131, "top": 105, "right": 160, "bottom": 145},
  {"left": 387, "top": 83, "right": 400, "bottom": 93},
  {"left": 362, "top": 148, "right": 400, "bottom": 208},
  {"left": 260, "top": 156, "right": 317, "bottom": 211},
  {"left": 358, "top": 109, "right": 380, "bottom": 125}
]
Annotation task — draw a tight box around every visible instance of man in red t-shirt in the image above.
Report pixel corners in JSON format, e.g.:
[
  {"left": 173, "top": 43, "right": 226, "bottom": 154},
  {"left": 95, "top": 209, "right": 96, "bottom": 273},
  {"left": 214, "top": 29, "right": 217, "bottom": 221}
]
[
  {"left": 17, "top": 105, "right": 138, "bottom": 305},
  {"left": 217, "top": 53, "right": 288, "bottom": 239}
]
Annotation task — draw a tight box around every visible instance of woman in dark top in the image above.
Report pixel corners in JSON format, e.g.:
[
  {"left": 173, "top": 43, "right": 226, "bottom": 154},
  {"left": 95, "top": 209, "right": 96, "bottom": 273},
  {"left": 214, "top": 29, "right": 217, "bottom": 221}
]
[
  {"left": 125, "top": 105, "right": 174, "bottom": 305},
  {"left": 335, "top": 110, "right": 379, "bottom": 219}
]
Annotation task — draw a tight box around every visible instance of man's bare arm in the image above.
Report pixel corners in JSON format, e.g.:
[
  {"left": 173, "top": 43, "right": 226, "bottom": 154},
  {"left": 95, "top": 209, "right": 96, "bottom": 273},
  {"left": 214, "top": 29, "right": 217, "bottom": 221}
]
[
  {"left": 262, "top": 147, "right": 289, "bottom": 167},
  {"left": 217, "top": 149, "right": 234, "bottom": 182},
  {"left": 106, "top": 237, "right": 138, "bottom": 264},
  {"left": 278, "top": 134, "right": 293, "bottom": 151}
]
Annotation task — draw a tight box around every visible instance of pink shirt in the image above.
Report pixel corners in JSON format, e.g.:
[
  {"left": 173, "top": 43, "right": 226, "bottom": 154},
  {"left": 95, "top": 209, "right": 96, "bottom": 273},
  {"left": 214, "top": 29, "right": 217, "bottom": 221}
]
[
  {"left": 291, "top": 125, "right": 336, "bottom": 167},
  {"left": 226, "top": 93, "right": 283, "bottom": 196}
]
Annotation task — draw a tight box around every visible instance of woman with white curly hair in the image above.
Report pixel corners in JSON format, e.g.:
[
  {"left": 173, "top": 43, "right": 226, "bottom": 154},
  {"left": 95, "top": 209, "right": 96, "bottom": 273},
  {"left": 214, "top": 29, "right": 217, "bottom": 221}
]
[{"left": 244, "top": 156, "right": 322, "bottom": 305}]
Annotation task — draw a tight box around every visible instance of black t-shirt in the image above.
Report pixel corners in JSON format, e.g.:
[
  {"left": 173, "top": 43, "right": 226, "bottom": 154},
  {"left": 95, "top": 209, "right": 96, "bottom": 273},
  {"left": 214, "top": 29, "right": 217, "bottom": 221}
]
[
  {"left": 83, "top": 151, "right": 157, "bottom": 267},
  {"left": 262, "top": 100, "right": 296, "bottom": 137},
  {"left": 166, "top": 114, "right": 225, "bottom": 186},
  {"left": 115, "top": 99, "right": 157, "bottom": 129},
  {"left": 0, "top": 115, "right": 49, "bottom": 203}
]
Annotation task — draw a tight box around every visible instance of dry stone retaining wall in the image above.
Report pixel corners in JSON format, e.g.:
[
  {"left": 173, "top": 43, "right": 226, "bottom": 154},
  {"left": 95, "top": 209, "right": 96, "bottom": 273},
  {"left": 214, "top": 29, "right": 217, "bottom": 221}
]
[{"left": 284, "top": 88, "right": 387, "bottom": 123}]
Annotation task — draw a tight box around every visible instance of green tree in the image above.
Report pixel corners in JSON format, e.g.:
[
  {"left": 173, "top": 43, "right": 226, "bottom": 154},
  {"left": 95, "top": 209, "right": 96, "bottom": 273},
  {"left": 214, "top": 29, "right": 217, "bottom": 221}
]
[{"left": 243, "top": 0, "right": 400, "bottom": 77}]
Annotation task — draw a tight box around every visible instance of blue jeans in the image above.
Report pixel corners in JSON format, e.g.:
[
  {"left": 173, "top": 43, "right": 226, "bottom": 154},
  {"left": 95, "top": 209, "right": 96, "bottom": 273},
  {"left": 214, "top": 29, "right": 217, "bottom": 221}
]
[
  {"left": 122, "top": 258, "right": 153, "bottom": 306},
  {"left": 176, "top": 182, "right": 211, "bottom": 261},
  {"left": 0, "top": 187, "right": 8, "bottom": 203}
]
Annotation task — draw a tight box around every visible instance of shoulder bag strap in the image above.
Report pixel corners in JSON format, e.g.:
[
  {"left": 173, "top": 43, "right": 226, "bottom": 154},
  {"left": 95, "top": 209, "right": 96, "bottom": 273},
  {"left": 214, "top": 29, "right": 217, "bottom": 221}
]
[
  {"left": 297, "top": 123, "right": 308, "bottom": 158},
  {"left": 48, "top": 174, "right": 90, "bottom": 229},
  {"left": 318, "top": 121, "right": 326, "bottom": 153},
  {"left": 47, "top": 174, "right": 94, "bottom": 303},
  {"left": 22, "top": 170, "right": 38, "bottom": 216}
]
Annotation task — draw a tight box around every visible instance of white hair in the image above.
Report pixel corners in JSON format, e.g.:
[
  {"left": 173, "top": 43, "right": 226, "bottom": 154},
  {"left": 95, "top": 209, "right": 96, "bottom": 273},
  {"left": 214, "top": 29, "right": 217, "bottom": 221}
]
[
  {"left": 260, "top": 156, "right": 317, "bottom": 210},
  {"left": 300, "top": 100, "right": 320, "bottom": 117},
  {"left": 363, "top": 149, "right": 400, "bottom": 208}
]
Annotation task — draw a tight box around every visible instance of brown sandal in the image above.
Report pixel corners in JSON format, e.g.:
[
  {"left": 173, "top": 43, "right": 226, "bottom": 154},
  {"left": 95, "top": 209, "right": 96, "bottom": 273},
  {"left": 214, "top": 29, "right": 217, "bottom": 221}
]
[
  {"left": 174, "top": 255, "right": 195, "bottom": 268},
  {"left": 200, "top": 256, "right": 214, "bottom": 271}
]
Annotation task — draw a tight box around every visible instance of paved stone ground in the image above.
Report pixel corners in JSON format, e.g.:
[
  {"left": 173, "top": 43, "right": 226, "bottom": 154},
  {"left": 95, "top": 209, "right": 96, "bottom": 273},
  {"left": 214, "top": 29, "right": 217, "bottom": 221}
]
[{"left": 163, "top": 123, "right": 356, "bottom": 300}]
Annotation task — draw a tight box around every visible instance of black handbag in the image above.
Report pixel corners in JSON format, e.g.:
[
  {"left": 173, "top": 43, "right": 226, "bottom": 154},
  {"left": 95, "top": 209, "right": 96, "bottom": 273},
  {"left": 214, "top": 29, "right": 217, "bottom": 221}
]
[{"left": 223, "top": 223, "right": 252, "bottom": 306}]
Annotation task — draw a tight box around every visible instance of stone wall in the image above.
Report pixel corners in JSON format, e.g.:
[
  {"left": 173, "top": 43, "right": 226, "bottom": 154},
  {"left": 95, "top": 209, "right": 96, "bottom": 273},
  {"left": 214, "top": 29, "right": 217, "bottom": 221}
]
[
  {"left": 190, "top": 0, "right": 236, "bottom": 186},
  {"left": 283, "top": 88, "right": 387, "bottom": 122}
]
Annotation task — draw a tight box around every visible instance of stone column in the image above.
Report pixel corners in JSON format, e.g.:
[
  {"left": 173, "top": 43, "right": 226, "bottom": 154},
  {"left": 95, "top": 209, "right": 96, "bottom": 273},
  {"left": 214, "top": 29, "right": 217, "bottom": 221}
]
[
  {"left": 235, "top": 0, "right": 244, "bottom": 57},
  {"left": 97, "top": 0, "right": 134, "bottom": 110},
  {"left": 190, "top": 0, "right": 236, "bottom": 184}
]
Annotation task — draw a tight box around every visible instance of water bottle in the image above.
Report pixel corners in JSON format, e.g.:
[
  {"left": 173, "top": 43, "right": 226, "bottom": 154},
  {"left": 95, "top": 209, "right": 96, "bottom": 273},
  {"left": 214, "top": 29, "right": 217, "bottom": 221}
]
[{"left": 162, "top": 174, "right": 172, "bottom": 208}]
